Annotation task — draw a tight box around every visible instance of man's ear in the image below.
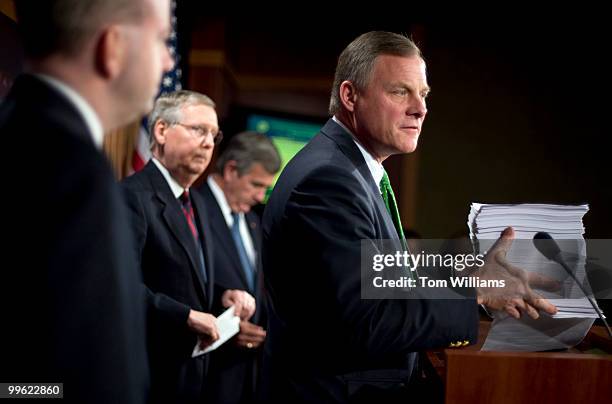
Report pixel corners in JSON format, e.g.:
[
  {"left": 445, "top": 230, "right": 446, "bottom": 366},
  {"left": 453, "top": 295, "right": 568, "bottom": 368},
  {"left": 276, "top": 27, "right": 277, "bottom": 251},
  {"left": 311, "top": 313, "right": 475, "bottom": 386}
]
[
  {"left": 339, "top": 80, "right": 358, "bottom": 112},
  {"left": 153, "top": 120, "right": 168, "bottom": 145},
  {"left": 223, "top": 160, "right": 239, "bottom": 181},
  {"left": 95, "top": 25, "right": 127, "bottom": 79}
]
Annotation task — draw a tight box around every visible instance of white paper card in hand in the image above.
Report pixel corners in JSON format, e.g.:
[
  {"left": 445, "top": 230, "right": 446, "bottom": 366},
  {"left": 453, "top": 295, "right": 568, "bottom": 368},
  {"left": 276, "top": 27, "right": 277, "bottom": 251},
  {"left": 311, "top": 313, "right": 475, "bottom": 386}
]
[{"left": 191, "top": 306, "right": 240, "bottom": 357}]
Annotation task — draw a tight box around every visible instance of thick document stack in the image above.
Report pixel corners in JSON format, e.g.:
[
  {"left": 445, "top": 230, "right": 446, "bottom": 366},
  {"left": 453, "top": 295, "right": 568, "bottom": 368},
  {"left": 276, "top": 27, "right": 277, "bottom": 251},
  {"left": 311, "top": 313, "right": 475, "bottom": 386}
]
[
  {"left": 468, "top": 203, "right": 588, "bottom": 240},
  {"left": 468, "top": 203, "right": 602, "bottom": 351}
]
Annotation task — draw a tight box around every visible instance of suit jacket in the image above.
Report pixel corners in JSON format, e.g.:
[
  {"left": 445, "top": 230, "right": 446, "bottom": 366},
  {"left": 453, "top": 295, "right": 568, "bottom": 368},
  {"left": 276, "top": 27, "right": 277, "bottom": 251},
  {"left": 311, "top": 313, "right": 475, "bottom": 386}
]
[
  {"left": 198, "top": 181, "right": 266, "bottom": 404},
  {"left": 0, "top": 74, "right": 149, "bottom": 403},
  {"left": 261, "top": 119, "right": 479, "bottom": 403},
  {"left": 121, "top": 161, "right": 215, "bottom": 404}
]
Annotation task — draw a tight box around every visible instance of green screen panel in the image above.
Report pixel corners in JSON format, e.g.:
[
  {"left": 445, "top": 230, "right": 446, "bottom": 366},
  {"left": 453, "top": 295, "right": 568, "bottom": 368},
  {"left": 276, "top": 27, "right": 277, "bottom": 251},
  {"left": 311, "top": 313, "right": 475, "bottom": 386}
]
[{"left": 246, "top": 114, "right": 322, "bottom": 201}]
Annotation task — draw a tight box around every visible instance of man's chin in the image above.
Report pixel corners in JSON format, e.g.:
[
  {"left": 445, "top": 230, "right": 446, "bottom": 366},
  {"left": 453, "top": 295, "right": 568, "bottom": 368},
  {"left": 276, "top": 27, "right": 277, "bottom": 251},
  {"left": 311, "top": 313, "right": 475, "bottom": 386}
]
[
  {"left": 138, "top": 96, "right": 156, "bottom": 119},
  {"left": 190, "top": 161, "right": 210, "bottom": 175},
  {"left": 398, "top": 140, "right": 418, "bottom": 154},
  {"left": 382, "top": 145, "right": 417, "bottom": 160}
]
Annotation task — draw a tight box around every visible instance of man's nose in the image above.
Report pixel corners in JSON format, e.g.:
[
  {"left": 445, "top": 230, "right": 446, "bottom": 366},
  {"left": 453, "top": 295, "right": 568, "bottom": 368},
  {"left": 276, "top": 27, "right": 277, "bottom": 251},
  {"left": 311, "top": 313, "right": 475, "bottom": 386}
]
[
  {"left": 255, "top": 189, "right": 266, "bottom": 203},
  {"left": 201, "top": 132, "right": 215, "bottom": 147},
  {"left": 409, "top": 96, "right": 427, "bottom": 119}
]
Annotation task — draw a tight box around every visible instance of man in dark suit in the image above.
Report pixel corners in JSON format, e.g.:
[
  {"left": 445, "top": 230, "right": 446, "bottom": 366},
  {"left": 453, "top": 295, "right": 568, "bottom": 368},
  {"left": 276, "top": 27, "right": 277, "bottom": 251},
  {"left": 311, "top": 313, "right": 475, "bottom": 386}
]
[
  {"left": 0, "top": 1, "right": 174, "bottom": 403},
  {"left": 261, "top": 31, "right": 558, "bottom": 403},
  {"left": 121, "top": 90, "right": 256, "bottom": 404},
  {"left": 197, "top": 131, "right": 281, "bottom": 404}
]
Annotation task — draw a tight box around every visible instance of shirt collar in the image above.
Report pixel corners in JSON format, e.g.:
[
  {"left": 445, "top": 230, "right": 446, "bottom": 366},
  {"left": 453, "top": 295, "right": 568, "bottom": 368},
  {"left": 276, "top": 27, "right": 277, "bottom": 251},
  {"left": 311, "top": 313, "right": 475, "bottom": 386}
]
[
  {"left": 35, "top": 73, "right": 104, "bottom": 149},
  {"left": 151, "top": 157, "right": 187, "bottom": 199},
  {"left": 332, "top": 115, "right": 385, "bottom": 186},
  {"left": 207, "top": 175, "right": 237, "bottom": 227}
]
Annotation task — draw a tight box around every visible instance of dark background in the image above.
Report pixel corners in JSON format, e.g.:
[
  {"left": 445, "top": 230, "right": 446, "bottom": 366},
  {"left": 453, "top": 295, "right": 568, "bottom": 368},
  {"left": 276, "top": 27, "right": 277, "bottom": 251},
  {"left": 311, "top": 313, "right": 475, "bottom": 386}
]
[
  {"left": 2, "top": 6, "right": 610, "bottom": 238},
  {"left": 178, "top": 12, "right": 611, "bottom": 238}
]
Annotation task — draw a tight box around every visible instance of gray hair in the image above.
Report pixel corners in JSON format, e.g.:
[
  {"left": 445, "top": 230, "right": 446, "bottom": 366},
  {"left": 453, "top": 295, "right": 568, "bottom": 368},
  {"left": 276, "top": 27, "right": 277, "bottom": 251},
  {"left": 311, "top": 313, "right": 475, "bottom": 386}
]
[
  {"left": 16, "top": 0, "right": 148, "bottom": 59},
  {"left": 148, "top": 90, "right": 216, "bottom": 146},
  {"left": 214, "top": 131, "right": 281, "bottom": 176},
  {"left": 329, "top": 31, "right": 422, "bottom": 115}
]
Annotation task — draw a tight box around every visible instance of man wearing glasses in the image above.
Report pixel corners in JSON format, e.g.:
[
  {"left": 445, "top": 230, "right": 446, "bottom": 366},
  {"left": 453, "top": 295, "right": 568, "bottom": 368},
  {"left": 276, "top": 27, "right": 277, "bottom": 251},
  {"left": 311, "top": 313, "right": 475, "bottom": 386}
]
[{"left": 121, "top": 90, "right": 256, "bottom": 403}]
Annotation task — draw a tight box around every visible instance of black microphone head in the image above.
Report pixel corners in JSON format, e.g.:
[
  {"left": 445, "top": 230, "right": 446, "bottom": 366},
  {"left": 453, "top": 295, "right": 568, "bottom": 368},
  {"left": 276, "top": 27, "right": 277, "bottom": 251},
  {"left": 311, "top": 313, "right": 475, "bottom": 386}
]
[
  {"left": 534, "top": 232, "right": 553, "bottom": 240},
  {"left": 533, "top": 232, "right": 562, "bottom": 260}
]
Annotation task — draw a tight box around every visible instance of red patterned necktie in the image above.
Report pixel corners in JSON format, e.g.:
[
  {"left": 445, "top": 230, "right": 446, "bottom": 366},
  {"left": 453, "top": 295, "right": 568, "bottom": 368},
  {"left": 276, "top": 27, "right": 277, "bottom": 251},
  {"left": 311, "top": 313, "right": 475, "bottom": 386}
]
[
  {"left": 179, "top": 190, "right": 208, "bottom": 283},
  {"left": 179, "top": 190, "right": 198, "bottom": 240}
]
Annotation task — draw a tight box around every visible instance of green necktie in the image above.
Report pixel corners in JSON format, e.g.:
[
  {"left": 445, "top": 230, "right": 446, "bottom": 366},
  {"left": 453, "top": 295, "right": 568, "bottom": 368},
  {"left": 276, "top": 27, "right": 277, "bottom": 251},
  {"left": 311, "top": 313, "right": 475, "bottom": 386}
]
[
  {"left": 379, "top": 170, "right": 416, "bottom": 280},
  {"left": 379, "top": 170, "right": 407, "bottom": 249}
]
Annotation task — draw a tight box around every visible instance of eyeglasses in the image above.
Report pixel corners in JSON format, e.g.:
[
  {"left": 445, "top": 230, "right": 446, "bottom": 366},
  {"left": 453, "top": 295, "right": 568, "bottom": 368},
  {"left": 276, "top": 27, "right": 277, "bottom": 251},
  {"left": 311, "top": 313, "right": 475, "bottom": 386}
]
[{"left": 172, "top": 122, "right": 223, "bottom": 145}]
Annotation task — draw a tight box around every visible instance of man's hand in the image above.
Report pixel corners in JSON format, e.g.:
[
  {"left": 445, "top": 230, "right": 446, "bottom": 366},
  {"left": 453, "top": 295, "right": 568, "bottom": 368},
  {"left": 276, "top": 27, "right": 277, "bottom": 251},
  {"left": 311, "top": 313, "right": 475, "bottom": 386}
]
[
  {"left": 476, "top": 227, "right": 560, "bottom": 319},
  {"left": 222, "top": 289, "right": 256, "bottom": 321},
  {"left": 235, "top": 320, "right": 267, "bottom": 350},
  {"left": 187, "top": 310, "right": 219, "bottom": 348}
]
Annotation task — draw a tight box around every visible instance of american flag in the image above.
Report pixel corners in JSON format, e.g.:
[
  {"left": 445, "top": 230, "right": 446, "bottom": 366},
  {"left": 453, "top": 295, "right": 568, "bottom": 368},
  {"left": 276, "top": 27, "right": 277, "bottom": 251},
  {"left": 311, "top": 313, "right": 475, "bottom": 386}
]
[{"left": 132, "top": 0, "right": 182, "bottom": 172}]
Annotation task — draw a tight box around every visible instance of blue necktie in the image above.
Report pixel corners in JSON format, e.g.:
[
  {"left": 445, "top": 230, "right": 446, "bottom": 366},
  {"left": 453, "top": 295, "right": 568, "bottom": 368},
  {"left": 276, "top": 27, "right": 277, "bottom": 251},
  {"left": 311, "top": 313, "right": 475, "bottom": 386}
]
[{"left": 231, "top": 212, "right": 255, "bottom": 291}]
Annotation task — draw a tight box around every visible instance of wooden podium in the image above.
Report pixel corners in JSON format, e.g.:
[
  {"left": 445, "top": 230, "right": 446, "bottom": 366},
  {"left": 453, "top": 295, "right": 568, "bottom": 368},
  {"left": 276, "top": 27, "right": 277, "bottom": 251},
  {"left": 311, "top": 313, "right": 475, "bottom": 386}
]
[{"left": 426, "top": 321, "right": 612, "bottom": 404}]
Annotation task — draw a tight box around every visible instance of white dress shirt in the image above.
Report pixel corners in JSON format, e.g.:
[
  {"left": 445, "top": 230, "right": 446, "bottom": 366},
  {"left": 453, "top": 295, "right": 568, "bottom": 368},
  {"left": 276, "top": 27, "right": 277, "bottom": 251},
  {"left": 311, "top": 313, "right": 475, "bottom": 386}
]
[
  {"left": 151, "top": 158, "right": 186, "bottom": 199},
  {"left": 207, "top": 176, "right": 256, "bottom": 266},
  {"left": 332, "top": 115, "right": 384, "bottom": 186}
]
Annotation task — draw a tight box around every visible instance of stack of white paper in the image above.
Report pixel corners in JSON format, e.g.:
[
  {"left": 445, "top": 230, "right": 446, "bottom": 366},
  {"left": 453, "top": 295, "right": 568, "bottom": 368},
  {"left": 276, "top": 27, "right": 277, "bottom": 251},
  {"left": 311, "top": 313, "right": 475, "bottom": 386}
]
[
  {"left": 468, "top": 203, "right": 589, "bottom": 241},
  {"left": 548, "top": 299, "right": 602, "bottom": 319},
  {"left": 467, "top": 203, "right": 601, "bottom": 351}
]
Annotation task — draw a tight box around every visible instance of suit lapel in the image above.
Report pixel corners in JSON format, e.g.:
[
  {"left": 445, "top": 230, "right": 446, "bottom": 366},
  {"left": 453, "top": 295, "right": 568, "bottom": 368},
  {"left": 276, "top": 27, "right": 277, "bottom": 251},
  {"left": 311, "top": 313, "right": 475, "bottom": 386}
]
[
  {"left": 201, "top": 183, "right": 253, "bottom": 292},
  {"left": 321, "top": 119, "right": 400, "bottom": 240},
  {"left": 144, "top": 163, "right": 209, "bottom": 302},
  {"left": 246, "top": 212, "right": 261, "bottom": 253},
  {"left": 245, "top": 212, "right": 262, "bottom": 296},
  {"left": 190, "top": 191, "right": 215, "bottom": 309}
]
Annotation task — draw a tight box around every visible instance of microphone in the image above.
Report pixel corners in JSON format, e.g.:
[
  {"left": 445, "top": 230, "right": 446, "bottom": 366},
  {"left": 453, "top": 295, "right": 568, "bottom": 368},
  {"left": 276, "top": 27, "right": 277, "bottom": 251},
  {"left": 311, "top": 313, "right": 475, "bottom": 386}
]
[
  {"left": 533, "top": 232, "right": 612, "bottom": 338},
  {"left": 532, "top": 232, "right": 562, "bottom": 260}
]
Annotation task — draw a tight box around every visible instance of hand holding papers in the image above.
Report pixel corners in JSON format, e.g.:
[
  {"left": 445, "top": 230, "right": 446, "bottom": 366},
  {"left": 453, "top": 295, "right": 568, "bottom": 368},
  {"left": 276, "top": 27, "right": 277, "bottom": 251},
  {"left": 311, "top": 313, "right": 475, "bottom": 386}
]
[
  {"left": 475, "top": 227, "right": 559, "bottom": 319},
  {"left": 468, "top": 202, "right": 603, "bottom": 351},
  {"left": 192, "top": 306, "right": 240, "bottom": 357}
]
